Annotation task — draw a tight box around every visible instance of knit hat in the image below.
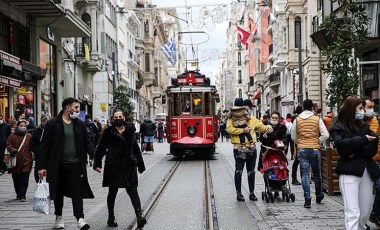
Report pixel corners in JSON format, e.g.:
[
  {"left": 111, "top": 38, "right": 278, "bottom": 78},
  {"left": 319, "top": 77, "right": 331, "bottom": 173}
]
[{"left": 234, "top": 98, "right": 244, "bottom": 106}]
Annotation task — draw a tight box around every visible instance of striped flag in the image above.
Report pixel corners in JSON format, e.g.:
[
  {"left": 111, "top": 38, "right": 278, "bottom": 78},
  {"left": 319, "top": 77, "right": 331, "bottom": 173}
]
[{"left": 160, "top": 38, "right": 176, "bottom": 66}]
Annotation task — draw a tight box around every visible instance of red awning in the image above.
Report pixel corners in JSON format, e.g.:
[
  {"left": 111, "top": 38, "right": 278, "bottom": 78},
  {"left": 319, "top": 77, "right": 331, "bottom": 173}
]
[{"left": 252, "top": 90, "right": 261, "bottom": 99}]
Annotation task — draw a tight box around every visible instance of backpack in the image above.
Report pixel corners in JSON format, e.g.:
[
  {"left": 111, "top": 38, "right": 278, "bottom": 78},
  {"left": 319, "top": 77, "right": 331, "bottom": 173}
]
[{"left": 285, "top": 120, "right": 292, "bottom": 135}]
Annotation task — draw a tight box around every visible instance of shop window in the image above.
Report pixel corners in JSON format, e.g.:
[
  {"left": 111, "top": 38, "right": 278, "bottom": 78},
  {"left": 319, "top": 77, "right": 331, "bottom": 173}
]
[{"left": 13, "top": 85, "right": 35, "bottom": 121}]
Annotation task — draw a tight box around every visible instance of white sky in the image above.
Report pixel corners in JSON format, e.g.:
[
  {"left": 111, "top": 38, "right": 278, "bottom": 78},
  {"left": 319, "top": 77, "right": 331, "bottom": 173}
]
[{"left": 152, "top": 0, "right": 233, "bottom": 80}]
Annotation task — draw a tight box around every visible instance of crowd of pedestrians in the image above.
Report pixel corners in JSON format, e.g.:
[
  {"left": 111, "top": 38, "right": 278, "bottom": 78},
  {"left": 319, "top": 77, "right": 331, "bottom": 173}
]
[{"left": 2, "top": 95, "right": 380, "bottom": 230}]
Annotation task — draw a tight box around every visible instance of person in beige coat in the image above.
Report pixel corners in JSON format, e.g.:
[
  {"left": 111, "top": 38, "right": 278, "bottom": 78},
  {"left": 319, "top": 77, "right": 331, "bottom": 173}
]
[{"left": 6, "top": 119, "right": 32, "bottom": 201}]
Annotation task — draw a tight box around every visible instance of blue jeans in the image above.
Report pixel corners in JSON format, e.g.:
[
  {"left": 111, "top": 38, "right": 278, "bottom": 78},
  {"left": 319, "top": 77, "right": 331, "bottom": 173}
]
[
  {"left": 297, "top": 148, "right": 323, "bottom": 199},
  {"left": 371, "top": 162, "right": 380, "bottom": 217},
  {"left": 234, "top": 149, "right": 257, "bottom": 194}
]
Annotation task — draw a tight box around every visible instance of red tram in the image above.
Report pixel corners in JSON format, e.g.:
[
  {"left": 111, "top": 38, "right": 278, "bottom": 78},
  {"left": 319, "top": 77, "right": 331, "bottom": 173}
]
[{"left": 164, "top": 70, "right": 220, "bottom": 157}]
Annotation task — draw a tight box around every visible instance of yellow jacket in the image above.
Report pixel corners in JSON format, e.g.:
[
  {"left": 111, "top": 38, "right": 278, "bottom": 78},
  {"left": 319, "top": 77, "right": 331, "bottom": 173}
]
[
  {"left": 367, "top": 117, "right": 380, "bottom": 162},
  {"left": 226, "top": 116, "right": 268, "bottom": 147}
]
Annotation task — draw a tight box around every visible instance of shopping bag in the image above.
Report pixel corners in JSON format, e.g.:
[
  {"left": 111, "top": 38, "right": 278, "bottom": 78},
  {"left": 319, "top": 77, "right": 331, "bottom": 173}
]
[
  {"left": 32, "top": 177, "right": 51, "bottom": 214},
  {"left": 3, "top": 150, "right": 17, "bottom": 169}
]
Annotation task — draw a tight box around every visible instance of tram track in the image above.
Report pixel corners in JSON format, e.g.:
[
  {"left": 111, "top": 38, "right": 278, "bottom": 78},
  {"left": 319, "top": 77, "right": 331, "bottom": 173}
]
[{"left": 127, "top": 159, "right": 219, "bottom": 230}]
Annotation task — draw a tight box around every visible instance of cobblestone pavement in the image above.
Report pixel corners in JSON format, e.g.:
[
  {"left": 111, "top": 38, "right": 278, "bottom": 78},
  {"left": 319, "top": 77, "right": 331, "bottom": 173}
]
[{"left": 0, "top": 140, "right": 377, "bottom": 229}]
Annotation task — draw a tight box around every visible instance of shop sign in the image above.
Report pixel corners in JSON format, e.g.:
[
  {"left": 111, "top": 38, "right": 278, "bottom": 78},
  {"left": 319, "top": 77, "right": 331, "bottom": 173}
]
[
  {"left": 47, "top": 27, "right": 55, "bottom": 42},
  {"left": 0, "top": 50, "right": 22, "bottom": 71},
  {"left": 362, "top": 65, "right": 378, "bottom": 90},
  {"left": 100, "top": 103, "right": 107, "bottom": 112},
  {"left": 281, "top": 100, "right": 295, "bottom": 106},
  {"left": 0, "top": 75, "right": 22, "bottom": 87}
]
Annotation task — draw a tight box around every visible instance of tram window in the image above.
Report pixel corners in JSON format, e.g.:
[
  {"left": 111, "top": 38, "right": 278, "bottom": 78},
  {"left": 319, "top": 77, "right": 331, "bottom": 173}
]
[
  {"left": 181, "top": 94, "right": 191, "bottom": 114},
  {"left": 204, "top": 93, "right": 210, "bottom": 115},
  {"left": 192, "top": 93, "right": 202, "bottom": 115},
  {"left": 173, "top": 93, "right": 180, "bottom": 116}
]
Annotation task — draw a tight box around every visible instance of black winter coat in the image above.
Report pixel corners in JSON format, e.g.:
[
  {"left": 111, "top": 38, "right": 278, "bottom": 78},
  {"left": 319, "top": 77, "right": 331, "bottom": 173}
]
[
  {"left": 260, "top": 123, "right": 288, "bottom": 148},
  {"left": 330, "top": 121, "right": 380, "bottom": 181},
  {"left": 140, "top": 120, "right": 156, "bottom": 136},
  {"left": 94, "top": 123, "right": 145, "bottom": 188},
  {"left": 0, "top": 123, "right": 11, "bottom": 152},
  {"left": 30, "top": 125, "right": 44, "bottom": 163},
  {"left": 38, "top": 111, "right": 95, "bottom": 200}
]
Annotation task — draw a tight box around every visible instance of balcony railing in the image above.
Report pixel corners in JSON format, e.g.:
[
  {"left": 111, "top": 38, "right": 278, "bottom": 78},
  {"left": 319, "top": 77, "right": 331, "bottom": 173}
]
[
  {"left": 75, "top": 43, "right": 84, "bottom": 57},
  {"left": 269, "top": 72, "right": 280, "bottom": 83},
  {"left": 128, "top": 49, "right": 140, "bottom": 66}
]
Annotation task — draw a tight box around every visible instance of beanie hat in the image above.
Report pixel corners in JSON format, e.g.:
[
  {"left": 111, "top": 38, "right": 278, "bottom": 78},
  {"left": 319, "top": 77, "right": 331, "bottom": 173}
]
[{"left": 234, "top": 98, "right": 244, "bottom": 106}]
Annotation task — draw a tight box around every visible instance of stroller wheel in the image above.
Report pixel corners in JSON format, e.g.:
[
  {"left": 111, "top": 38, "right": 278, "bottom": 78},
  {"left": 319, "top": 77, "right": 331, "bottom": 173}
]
[
  {"left": 262, "top": 191, "right": 265, "bottom": 200},
  {"left": 265, "top": 194, "right": 269, "bottom": 203},
  {"left": 274, "top": 191, "right": 279, "bottom": 198},
  {"left": 269, "top": 193, "right": 274, "bottom": 203},
  {"left": 285, "top": 194, "right": 290, "bottom": 202},
  {"left": 290, "top": 193, "right": 295, "bottom": 202}
]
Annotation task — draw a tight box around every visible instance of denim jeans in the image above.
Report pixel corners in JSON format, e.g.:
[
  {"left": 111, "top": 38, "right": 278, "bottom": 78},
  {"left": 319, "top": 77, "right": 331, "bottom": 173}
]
[
  {"left": 234, "top": 148, "right": 257, "bottom": 194},
  {"left": 297, "top": 148, "right": 323, "bottom": 199},
  {"left": 371, "top": 162, "right": 380, "bottom": 217}
]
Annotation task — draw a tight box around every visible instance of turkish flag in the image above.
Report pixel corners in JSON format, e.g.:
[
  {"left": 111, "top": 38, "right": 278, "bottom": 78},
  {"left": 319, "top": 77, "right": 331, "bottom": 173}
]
[{"left": 237, "top": 26, "right": 250, "bottom": 47}]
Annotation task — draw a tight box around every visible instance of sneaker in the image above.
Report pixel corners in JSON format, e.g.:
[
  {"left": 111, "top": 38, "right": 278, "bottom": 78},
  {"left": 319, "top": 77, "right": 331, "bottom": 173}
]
[
  {"left": 237, "top": 193, "right": 245, "bottom": 202},
  {"left": 77, "top": 218, "right": 90, "bottom": 230},
  {"left": 304, "top": 198, "right": 311, "bottom": 208},
  {"left": 369, "top": 216, "right": 380, "bottom": 228},
  {"left": 107, "top": 216, "right": 118, "bottom": 227},
  {"left": 316, "top": 194, "right": 324, "bottom": 204},
  {"left": 249, "top": 193, "right": 258, "bottom": 201},
  {"left": 292, "top": 179, "right": 301, "bottom": 185},
  {"left": 54, "top": 216, "right": 65, "bottom": 229},
  {"left": 89, "top": 160, "right": 93, "bottom": 167}
]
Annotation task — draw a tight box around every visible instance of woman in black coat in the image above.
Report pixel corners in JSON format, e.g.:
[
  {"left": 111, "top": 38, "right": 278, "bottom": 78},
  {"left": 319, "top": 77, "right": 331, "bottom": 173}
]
[
  {"left": 330, "top": 96, "right": 379, "bottom": 230},
  {"left": 94, "top": 109, "right": 146, "bottom": 228},
  {"left": 258, "top": 111, "right": 288, "bottom": 171}
]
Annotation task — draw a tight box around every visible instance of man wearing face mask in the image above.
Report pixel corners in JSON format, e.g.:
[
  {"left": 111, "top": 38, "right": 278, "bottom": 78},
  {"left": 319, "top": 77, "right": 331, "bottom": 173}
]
[
  {"left": 363, "top": 98, "right": 380, "bottom": 228},
  {"left": 38, "top": 97, "right": 95, "bottom": 230},
  {"left": 30, "top": 116, "right": 48, "bottom": 183},
  {"left": 0, "top": 114, "right": 11, "bottom": 174}
]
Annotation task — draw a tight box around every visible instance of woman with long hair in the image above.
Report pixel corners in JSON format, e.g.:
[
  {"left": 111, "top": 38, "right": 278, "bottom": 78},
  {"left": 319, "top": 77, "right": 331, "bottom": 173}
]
[
  {"left": 94, "top": 109, "right": 146, "bottom": 228},
  {"left": 330, "top": 96, "right": 380, "bottom": 230}
]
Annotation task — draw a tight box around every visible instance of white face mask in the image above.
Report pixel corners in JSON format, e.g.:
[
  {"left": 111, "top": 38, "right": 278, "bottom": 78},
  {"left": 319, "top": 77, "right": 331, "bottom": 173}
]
[
  {"left": 270, "top": 120, "right": 278, "bottom": 125},
  {"left": 68, "top": 107, "right": 80, "bottom": 119},
  {"left": 365, "top": 108, "right": 374, "bottom": 117},
  {"left": 0, "top": 120, "right": 3, "bottom": 124}
]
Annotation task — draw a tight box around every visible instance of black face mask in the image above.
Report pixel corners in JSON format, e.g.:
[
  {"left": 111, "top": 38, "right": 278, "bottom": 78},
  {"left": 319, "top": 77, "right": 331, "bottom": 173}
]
[{"left": 113, "top": 119, "right": 124, "bottom": 127}]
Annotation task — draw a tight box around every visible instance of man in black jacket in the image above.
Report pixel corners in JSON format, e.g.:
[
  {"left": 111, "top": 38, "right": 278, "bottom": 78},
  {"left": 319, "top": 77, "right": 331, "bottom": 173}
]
[
  {"left": 38, "top": 97, "right": 94, "bottom": 230},
  {"left": 140, "top": 119, "right": 156, "bottom": 153},
  {"left": 30, "top": 116, "right": 48, "bottom": 183},
  {"left": 0, "top": 115, "right": 11, "bottom": 174}
]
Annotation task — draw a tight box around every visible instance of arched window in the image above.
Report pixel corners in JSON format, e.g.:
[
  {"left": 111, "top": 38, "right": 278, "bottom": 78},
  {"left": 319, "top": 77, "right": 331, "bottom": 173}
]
[{"left": 294, "top": 17, "right": 301, "bottom": 49}]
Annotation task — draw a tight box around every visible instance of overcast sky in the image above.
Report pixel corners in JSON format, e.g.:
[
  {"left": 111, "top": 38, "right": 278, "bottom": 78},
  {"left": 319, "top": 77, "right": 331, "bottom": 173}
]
[{"left": 152, "top": 0, "right": 233, "bottom": 79}]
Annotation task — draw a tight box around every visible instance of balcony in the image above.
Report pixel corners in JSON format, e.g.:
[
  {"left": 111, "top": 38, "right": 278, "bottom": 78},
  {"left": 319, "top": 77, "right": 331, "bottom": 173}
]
[
  {"left": 269, "top": 72, "right": 280, "bottom": 88},
  {"left": 127, "top": 50, "right": 140, "bottom": 70},
  {"left": 143, "top": 71, "right": 155, "bottom": 87},
  {"left": 74, "top": 43, "right": 102, "bottom": 72}
]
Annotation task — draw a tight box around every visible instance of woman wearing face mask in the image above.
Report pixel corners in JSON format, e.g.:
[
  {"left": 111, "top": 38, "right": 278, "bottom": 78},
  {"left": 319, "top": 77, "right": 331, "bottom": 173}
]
[
  {"left": 6, "top": 119, "right": 32, "bottom": 201},
  {"left": 330, "top": 96, "right": 379, "bottom": 230},
  {"left": 94, "top": 109, "right": 146, "bottom": 229},
  {"left": 257, "top": 111, "right": 288, "bottom": 171}
]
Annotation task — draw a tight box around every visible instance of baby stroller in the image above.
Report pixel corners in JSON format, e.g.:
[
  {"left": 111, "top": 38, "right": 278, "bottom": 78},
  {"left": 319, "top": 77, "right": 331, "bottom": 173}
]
[{"left": 260, "top": 141, "right": 295, "bottom": 203}]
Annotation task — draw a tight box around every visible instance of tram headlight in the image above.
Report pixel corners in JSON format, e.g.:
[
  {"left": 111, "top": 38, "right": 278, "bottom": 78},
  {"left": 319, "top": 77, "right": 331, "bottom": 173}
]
[{"left": 187, "top": 125, "right": 197, "bottom": 136}]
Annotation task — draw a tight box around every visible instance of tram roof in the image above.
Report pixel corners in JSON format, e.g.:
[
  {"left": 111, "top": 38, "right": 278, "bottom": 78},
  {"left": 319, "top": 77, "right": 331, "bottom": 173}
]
[{"left": 166, "top": 86, "right": 217, "bottom": 93}]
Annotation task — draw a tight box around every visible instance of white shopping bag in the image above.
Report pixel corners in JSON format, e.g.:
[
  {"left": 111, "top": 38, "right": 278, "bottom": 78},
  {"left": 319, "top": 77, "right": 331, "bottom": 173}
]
[{"left": 32, "top": 177, "right": 51, "bottom": 215}]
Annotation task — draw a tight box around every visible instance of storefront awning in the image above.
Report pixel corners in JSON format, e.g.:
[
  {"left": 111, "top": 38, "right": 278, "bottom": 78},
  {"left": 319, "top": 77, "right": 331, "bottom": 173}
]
[
  {"left": 252, "top": 90, "right": 261, "bottom": 100},
  {"left": 10, "top": 0, "right": 91, "bottom": 37}
]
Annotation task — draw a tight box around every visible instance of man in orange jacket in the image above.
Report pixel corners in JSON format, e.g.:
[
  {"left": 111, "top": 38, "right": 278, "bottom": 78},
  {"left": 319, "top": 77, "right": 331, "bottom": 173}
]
[
  {"left": 363, "top": 98, "right": 380, "bottom": 228},
  {"left": 323, "top": 111, "right": 334, "bottom": 131}
]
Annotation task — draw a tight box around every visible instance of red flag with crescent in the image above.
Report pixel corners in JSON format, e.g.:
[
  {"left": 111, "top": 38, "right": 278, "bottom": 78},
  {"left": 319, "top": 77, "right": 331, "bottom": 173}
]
[{"left": 236, "top": 26, "right": 250, "bottom": 47}]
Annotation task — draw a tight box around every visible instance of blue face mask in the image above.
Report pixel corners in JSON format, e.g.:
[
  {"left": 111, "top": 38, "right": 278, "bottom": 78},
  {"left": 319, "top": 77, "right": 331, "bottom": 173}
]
[
  {"left": 355, "top": 109, "right": 365, "bottom": 120},
  {"left": 18, "top": 127, "right": 27, "bottom": 133}
]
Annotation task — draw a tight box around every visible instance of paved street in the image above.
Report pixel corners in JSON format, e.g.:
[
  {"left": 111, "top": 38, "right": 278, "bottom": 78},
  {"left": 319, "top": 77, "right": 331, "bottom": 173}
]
[{"left": 0, "top": 140, "right": 377, "bottom": 230}]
